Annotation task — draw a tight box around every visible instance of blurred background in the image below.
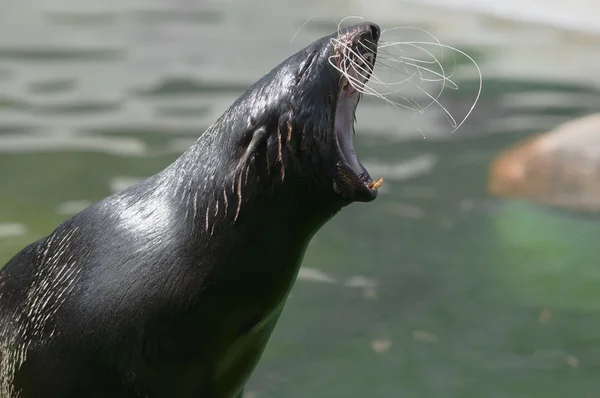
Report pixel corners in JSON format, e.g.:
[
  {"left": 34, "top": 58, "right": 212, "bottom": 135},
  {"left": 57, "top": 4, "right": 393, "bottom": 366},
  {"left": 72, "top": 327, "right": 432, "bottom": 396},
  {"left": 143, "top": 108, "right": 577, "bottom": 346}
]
[{"left": 1, "top": 0, "right": 600, "bottom": 397}]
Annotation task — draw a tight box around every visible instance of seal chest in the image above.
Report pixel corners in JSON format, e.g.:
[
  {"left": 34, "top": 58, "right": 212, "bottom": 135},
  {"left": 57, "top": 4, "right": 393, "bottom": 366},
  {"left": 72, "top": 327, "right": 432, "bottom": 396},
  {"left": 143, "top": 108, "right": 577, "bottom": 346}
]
[{"left": 0, "top": 22, "right": 382, "bottom": 398}]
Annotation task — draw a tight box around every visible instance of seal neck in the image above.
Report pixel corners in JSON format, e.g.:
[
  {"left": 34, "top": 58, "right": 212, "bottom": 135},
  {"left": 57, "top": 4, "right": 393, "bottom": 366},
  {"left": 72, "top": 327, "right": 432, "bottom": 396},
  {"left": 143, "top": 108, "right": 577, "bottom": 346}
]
[{"left": 163, "top": 131, "right": 341, "bottom": 241}]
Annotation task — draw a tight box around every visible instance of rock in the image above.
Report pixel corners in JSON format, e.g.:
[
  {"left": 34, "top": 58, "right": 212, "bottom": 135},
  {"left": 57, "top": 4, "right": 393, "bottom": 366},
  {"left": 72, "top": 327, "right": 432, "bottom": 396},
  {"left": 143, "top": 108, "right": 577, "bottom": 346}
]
[{"left": 489, "top": 113, "right": 600, "bottom": 212}]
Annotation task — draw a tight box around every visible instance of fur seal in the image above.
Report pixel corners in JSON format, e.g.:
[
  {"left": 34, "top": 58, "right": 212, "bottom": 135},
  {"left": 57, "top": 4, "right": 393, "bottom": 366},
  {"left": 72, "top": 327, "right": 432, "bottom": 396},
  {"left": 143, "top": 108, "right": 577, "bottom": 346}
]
[{"left": 0, "top": 22, "right": 382, "bottom": 398}]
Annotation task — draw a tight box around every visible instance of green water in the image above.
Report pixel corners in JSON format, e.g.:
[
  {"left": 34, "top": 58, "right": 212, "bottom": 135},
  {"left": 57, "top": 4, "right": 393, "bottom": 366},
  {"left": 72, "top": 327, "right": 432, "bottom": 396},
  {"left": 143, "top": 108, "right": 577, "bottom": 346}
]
[{"left": 2, "top": 1, "right": 600, "bottom": 397}]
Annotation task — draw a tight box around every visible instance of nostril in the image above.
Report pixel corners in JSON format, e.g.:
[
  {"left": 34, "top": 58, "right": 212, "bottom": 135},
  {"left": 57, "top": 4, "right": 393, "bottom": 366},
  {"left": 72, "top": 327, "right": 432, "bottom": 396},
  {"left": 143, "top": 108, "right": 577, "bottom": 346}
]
[{"left": 369, "top": 23, "right": 381, "bottom": 41}]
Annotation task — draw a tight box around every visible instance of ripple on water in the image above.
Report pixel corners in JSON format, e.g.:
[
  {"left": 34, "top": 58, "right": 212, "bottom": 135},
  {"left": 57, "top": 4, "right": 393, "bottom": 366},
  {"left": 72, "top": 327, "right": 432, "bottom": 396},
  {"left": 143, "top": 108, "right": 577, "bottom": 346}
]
[
  {"left": 0, "top": 223, "right": 28, "bottom": 239},
  {"left": 31, "top": 98, "right": 124, "bottom": 115},
  {"left": 297, "top": 268, "right": 379, "bottom": 297},
  {"left": 0, "top": 131, "right": 147, "bottom": 156},
  {"left": 166, "top": 137, "right": 205, "bottom": 154},
  {"left": 297, "top": 267, "right": 337, "bottom": 284},
  {"left": 0, "top": 125, "right": 35, "bottom": 135},
  {"left": 129, "top": 8, "right": 223, "bottom": 25},
  {"left": 361, "top": 154, "right": 438, "bottom": 182},
  {"left": 131, "top": 77, "right": 249, "bottom": 97},
  {"left": 0, "top": 96, "right": 31, "bottom": 112},
  {"left": 43, "top": 11, "right": 121, "bottom": 27},
  {"left": 109, "top": 176, "right": 143, "bottom": 193},
  {"left": 0, "top": 47, "right": 125, "bottom": 62},
  {"left": 56, "top": 200, "right": 93, "bottom": 216},
  {"left": 28, "top": 78, "right": 77, "bottom": 94},
  {"left": 153, "top": 105, "right": 211, "bottom": 118}
]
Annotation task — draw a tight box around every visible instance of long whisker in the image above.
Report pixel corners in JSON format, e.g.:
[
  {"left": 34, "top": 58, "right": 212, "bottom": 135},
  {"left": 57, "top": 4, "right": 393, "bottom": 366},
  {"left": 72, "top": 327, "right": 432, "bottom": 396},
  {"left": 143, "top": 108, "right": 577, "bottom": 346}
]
[
  {"left": 371, "top": 50, "right": 417, "bottom": 83},
  {"left": 327, "top": 55, "right": 425, "bottom": 112},
  {"left": 336, "top": 16, "right": 365, "bottom": 39},
  {"left": 365, "top": 38, "right": 458, "bottom": 99},
  {"left": 379, "top": 40, "right": 482, "bottom": 133},
  {"left": 338, "top": 42, "right": 424, "bottom": 104},
  {"left": 380, "top": 25, "right": 447, "bottom": 60},
  {"left": 388, "top": 56, "right": 459, "bottom": 88},
  {"left": 372, "top": 59, "right": 419, "bottom": 87},
  {"left": 330, "top": 38, "right": 385, "bottom": 86},
  {"left": 375, "top": 42, "right": 454, "bottom": 116},
  {"left": 382, "top": 42, "right": 450, "bottom": 83},
  {"left": 374, "top": 27, "right": 458, "bottom": 120},
  {"left": 328, "top": 23, "right": 481, "bottom": 134},
  {"left": 291, "top": 17, "right": 314, "bottom": 43},
  {"left": 336, "top": 58, "right": 418, "bottom": 110},
  {"left": 383, "top": 46, "right": 458, "bottom": 83},
  {"left": 376, "top": 52, "right": 449, "bottom": 85}
]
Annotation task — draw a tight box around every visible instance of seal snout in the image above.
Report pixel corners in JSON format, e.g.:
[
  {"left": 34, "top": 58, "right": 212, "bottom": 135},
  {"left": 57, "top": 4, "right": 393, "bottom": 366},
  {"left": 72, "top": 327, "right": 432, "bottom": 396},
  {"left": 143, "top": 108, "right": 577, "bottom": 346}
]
[
  {"left": 343, "top": 22, "right": 380, "bottom": 42},
  {"left": 367, "top": 23, "right": 380, "bottom": 41},
  {"left": 371, "top": 24, "right": 380, "bottom": 40},
  {"left": 334, "top": 22, "right": 380, "bottom": 94}
]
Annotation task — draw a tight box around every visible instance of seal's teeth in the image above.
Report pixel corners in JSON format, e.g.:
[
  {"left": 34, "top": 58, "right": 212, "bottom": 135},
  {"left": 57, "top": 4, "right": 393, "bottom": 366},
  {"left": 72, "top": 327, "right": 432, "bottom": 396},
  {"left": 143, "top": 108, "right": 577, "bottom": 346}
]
[{"left": 367, "top": 177, "right": 384, "bottom": 190}]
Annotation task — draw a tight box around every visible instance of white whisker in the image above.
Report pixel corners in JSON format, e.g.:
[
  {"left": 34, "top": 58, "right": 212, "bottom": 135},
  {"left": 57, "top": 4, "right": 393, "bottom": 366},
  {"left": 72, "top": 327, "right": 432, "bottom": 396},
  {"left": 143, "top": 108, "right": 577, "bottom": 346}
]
[
  {"left": 418, "top": 85, "right": 458, "bottom": 127},
  {"left": 374, "top": 42, "right": 456, "bottom": 117},
  {"left": 330, "top": 38, "right": 384, "bottom": 85},
  {"left": 336, "top": 16, "right": 365, "bottom": 38},
  {"left": 327, "top": 22, "right": 481, "bottom": 135},
  {"left": 332, "top": 54, "right": 427, "bottom": 113},
  {"left": 381, "top": 25, "right": 447, "bottom": 60},
  {"left": 291, "top": 17, "right": 314, "bottom": 43},
  {"left": 378, "top": 40, "right": 482, "bottom": 133}
]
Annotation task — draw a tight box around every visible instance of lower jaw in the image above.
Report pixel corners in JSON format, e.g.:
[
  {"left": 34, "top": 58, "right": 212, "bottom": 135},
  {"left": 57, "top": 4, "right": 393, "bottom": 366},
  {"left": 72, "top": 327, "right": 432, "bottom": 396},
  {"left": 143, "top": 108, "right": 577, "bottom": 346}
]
[{"left": 334, "top": 160, "right": 379, "bottom": 203}]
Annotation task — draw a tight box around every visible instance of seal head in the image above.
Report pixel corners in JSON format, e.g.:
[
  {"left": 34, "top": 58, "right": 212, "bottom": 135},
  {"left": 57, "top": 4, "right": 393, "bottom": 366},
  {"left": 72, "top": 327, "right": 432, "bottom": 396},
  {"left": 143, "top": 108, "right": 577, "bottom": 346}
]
[{"left": 218, "top": 22, "right": 382, "bottom": 208}]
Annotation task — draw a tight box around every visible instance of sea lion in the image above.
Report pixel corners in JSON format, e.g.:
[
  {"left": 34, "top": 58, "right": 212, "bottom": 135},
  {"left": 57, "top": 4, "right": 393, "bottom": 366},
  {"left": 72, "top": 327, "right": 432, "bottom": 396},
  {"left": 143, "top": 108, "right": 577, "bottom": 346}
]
[{"left": 0, "top": 22, "right": 382, "bottom": 398}]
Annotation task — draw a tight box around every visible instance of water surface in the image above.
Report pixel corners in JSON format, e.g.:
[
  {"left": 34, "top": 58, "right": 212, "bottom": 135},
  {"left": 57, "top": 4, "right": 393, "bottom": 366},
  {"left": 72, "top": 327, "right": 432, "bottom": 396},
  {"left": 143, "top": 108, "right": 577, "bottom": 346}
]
[{"left": 2, "top": 1, "right": 600, "bottom": 397}]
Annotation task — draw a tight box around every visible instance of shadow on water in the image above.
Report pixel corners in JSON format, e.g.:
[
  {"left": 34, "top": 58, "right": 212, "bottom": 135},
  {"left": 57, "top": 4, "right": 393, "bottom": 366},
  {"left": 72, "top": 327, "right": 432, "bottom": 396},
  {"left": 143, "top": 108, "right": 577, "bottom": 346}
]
[{"left": 2, "top": 1, "right": 600, "bottom": 397}]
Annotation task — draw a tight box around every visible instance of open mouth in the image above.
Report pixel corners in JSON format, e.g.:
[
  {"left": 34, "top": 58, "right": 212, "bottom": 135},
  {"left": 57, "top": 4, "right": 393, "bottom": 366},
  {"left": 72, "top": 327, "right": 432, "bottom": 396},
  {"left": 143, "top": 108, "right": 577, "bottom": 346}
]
[{"left": 334, "top": 41, "right": 383, "bottom": 200}]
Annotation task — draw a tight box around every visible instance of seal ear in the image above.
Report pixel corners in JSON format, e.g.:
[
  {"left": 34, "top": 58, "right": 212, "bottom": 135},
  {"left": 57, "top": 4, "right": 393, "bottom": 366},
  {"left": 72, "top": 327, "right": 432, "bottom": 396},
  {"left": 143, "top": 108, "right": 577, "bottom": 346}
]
[{"left": 241, "top": 126, "right": 269, "bottom": 158}]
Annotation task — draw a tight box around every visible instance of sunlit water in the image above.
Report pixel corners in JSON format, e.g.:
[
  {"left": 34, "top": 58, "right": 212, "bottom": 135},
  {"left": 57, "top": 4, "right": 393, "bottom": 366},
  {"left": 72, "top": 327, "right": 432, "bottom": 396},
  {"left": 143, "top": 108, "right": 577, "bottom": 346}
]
[{"left": 2, "top": 1, "right": 600, "bottom": 397}]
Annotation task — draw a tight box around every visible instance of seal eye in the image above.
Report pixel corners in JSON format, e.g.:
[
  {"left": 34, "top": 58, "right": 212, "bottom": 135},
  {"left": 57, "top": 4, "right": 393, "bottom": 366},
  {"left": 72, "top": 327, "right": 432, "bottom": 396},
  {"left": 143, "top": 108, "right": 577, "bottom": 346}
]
[{"left": 298, "top": 52, "right": 316, "bottom": 81}]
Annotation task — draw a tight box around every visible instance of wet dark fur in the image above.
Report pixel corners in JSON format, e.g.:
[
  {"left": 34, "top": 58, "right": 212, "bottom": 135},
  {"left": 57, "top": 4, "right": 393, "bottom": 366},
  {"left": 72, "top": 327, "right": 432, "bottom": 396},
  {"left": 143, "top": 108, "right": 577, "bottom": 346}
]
[{"left": 0, "top": 23, "right": 380, "bottom": 398}]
